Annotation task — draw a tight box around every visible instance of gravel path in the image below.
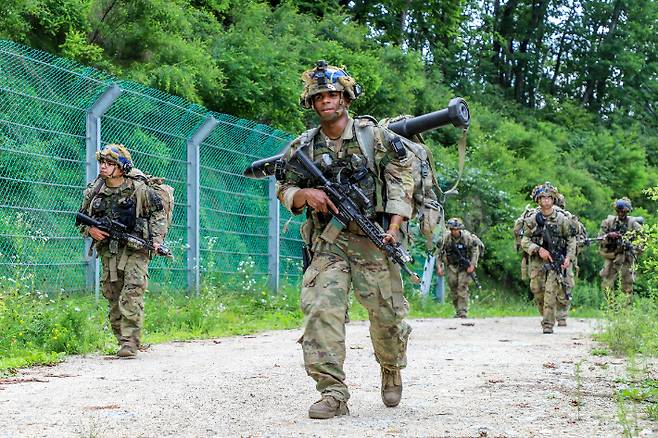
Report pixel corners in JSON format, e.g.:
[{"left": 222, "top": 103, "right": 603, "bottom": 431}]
[{"left": 1, "top": 317, "right": 656, "bottom": 438}]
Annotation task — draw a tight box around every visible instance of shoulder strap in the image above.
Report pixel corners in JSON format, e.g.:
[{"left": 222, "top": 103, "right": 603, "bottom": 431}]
[
  {"left": 444, "top": 127, "right": 469, "bottom": 196},
  {"left": 81, "top": 178, "right": 105, "bottom": 214},
  {"left": 353, "top": 118, "right": 377, "bottom": 173},
  {"left": 300, "top": 126, "right": 320, "bottom": 157}
]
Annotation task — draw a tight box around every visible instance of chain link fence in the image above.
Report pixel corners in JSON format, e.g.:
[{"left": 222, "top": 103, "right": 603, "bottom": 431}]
[{"left": 0, "top": 40, "right": 304, "bottom": 294}]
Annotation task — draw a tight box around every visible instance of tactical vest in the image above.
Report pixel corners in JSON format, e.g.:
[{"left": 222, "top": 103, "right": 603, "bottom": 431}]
[
  {"left": 529, "top": 211, "right": 567, "bottom": 255},
  {"left": 446, "top": 240, "right": 470, "bottom": 267},
  {"left": 89, "top": 182, "right": 138, "bottom": 233}
]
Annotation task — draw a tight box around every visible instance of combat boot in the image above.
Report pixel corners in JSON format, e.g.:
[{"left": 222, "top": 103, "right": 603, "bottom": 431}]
[
  {"left": 117, "top": 343, "right": 137, "bottom": 358},
  {"left": 381, "top": 366, "right": 402, "bottom": 407},
  {"left": 557, "top": 320, "right": 567, "bottom": 327},
  {"left": 308, "top": 395, "right": 348, "bottom": 419},
  {"left": 542, "top": 326, "right": 554, "bottom": 334}
]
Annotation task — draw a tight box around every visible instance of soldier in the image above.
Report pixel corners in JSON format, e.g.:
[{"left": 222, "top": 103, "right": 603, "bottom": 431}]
[
  {"left": 435, "top": 218, "right": 481, "bottom": 318},
  {"left": 554, "top": 194, "right": 587, "bottom": 326},
  {"left": 77, "top": 144, "right": 168, "bottom": 358},
  {"left": 276, "top": 61, "right": 414, "bottom": 419},
  {"left": 521, "top": 183, "right": 576, "bottom": 334},
  {"left": 598, "top": 197, "right": 643, "bottom": 296}
]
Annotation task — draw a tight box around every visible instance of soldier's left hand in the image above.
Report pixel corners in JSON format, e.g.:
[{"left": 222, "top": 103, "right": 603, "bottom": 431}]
[
  {"left": 153, "top": 242, "right": 161, "bottom": 253},
  {"left": 561, "top": 256, "right": 571, "bottom": 269},
  {"left": 466, "top": 264, "right": 475, "bottom": 274}
]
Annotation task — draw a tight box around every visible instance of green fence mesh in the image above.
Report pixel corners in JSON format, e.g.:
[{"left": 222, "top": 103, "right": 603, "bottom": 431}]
[{"left": 0, "top": 40, "right": 302, "bottom": 293}]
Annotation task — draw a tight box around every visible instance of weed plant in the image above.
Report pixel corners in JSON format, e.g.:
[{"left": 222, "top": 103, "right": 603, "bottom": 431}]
[{"left": 0, "top": 276, "right": 606, "bottom": 374}]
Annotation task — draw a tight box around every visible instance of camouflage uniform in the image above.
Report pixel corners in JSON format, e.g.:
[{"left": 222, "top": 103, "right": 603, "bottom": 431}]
[
  {"left": 277, "top": 116, "right": 414, "bottom": 404},
  {"left": 79, "top": 168, "right": 167, "bottom": 352},
  {"left": 598, "top": 214, "right": 643, "bottom": 295},
  {"left": 554, "top": 206, "right": 587, "bottom": 323},
  {"left": 437, "top": 229, "right": 480, "bottom": 317},
  {"left": 521, "top": 208, "right": 576, "bottom": 331}
]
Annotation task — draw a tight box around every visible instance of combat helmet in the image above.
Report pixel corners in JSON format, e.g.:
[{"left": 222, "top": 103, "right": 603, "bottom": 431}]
[
  {"left": 531, "top": 182, "right": 559, "bottom": 202},
  {"left": 446, "top": 217, "right": 465, "bottom": 230},
  {"left": 614, "top": 197, "right": 632, "bottom": 212},
  {"left": 96, "top": 144, "right": 133, "bottom": 173},
  {"left": 300, "top": 60, "right": 362, "bottom": 109}
]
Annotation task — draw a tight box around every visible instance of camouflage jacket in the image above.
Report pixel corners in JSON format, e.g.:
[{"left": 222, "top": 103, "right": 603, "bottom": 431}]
[
  {"left": 276, "top": 116, "right": 414, "bottom": 244},
  {"left": 521, "top": 208, "right": 577, "bottom": 261},
  {"left": 437, "top": 230, "right": 480, "bottom": 268},
  {"left": 79, "top": 174, "right": 168, "bottom": 256}
]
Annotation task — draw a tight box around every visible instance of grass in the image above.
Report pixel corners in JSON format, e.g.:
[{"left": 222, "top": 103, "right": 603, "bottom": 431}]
[
  {"left": 0, "top": 283, "right": 304, "bottom": 373},
  {"left": 593, "top": 289, "right": 658, "bottom": 434},
  {"left": 0, "top": 278, "right": 607, "bottom": 374}
]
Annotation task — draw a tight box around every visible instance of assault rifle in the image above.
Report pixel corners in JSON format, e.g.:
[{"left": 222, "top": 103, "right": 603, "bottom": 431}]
[
  {"left": 76, "top": 212, "right": 173, "bottom": 258},
  {"left": 294, "top": 149, "right": 421, "bottom": 284},
  {"left": 449, "top": 243, "right": 482, "bottom": 289},
  {"left": 537, "top": 214, "right": 571, "bottom": 300},
  {"left": 584, "top": 236, "right": 605, "bottom": 245},
  {"left": 585, "top": 235, "right": 636, "bottom": 254}
]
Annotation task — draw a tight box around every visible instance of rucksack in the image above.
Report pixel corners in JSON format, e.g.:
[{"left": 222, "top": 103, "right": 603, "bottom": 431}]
[
  {"left": 471, "top": 233, "right": 485, "bottom": 257},
  {"left": 513, "top": 205, "right": 536, "bottom": 248},
  {"left": 352, "top": 116, "right": 443, "bottom": 250},
  {"left": 128, "top": 168, "right": 175, "bottom": 237}
]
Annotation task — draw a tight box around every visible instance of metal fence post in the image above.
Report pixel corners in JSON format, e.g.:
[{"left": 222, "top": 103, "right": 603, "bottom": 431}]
[
  {"left": 268, "top": 177, "right": 280, "bottom": 294},
  {"left": 186, "top": 115, "right": 218, "bottom": 296},
  {"left": 420, "top": 254, "right": 435, "bottom": 296},
  {"left": 435, "top": 275, "right": 445, "bottom": 303},
  {"left": 85, "top": 83, "right": 121, "bottom": 301}
]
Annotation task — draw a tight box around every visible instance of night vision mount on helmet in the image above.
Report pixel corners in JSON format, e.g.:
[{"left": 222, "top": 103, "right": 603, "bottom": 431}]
[{"left": 299, "top": 60, "right": 362, "bottom": 109}]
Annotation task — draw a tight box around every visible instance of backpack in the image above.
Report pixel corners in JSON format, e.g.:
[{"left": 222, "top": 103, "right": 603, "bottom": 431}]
[
  {"left": 352, "top": 116, "right": 444, "bottom": 250},
  {"left": 513, "top": 205, "right": 536, "bottom": 249},
  {"left": 127, "top": 168, "right": 175, "bottom": 237},
  {"left": 470, "top": 233, "right": 485, "bottom": 257}
]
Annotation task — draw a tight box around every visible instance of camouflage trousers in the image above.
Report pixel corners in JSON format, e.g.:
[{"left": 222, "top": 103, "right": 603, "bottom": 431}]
[
  {"left": 556, "top": 263, "right": 576, "bottom": 322},
  {"left": 600, "top": 254, "right": 635, "bottom": 294},
  {"left": 100, "top": 249, "right": 150, "bottom": 348},
  {"left": 445, "top": 266, "right": 471, "bottom": 317},
  {"left": 300, "top": 231, "right": 411, "bottom": 403},
  {"left": 528, "top": 259, "right": 567, "bottom": 329}
]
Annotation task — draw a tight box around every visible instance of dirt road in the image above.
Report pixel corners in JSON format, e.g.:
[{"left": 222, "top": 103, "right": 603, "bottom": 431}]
[{"left": 1, "top": 317, "right": 656, "bottom": 437}]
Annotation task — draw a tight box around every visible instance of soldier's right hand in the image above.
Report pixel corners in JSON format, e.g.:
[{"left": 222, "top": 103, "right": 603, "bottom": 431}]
[
  {"left": 606, "top": 231, "right": 621, "bottom": 240},
  {"left": 88, "top": 226, "right": 109, "bottom": 241},
  {"left": 436, "top": 265, "right": 444, "bottom": 276},
  {"left": 538, "top": 247, "right": 553, "bottom": 262},
  {"left": 300, "top": 188, "right": 339, "bottom": 214}
]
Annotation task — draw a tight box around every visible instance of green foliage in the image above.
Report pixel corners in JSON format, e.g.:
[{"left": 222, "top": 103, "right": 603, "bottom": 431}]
[
  {"left": 0, "top": 281, "right": 304, "bottom": 372},
  {"left": 596, "top": 294, "right": 658, "bottom": 357},
  {"left": 0, "top": 1, "right": 656, "bottom": 297}
]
